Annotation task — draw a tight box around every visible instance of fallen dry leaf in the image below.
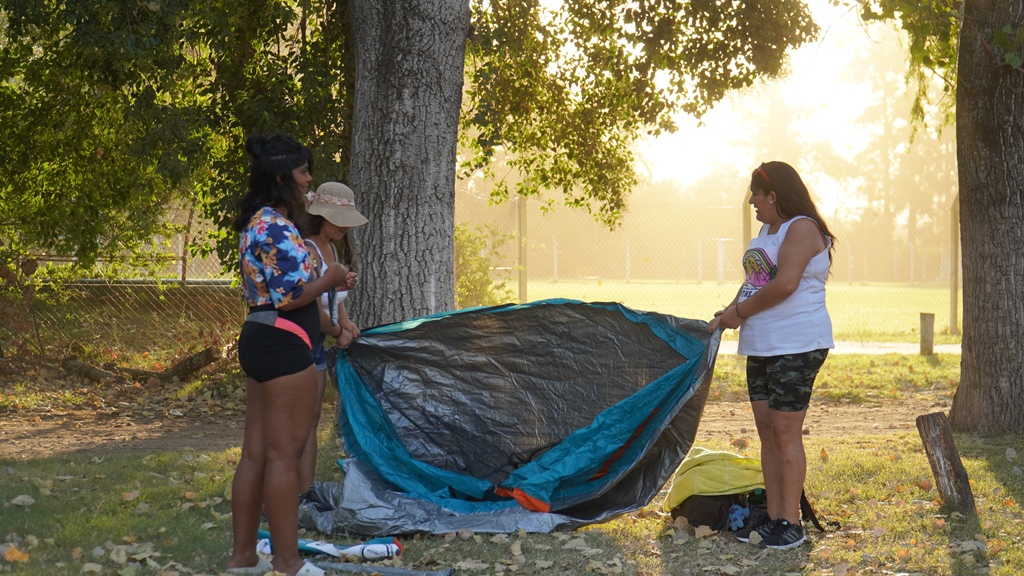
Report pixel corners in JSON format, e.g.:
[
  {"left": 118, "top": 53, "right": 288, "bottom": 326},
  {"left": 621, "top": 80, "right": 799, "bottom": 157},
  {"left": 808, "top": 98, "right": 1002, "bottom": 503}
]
[
  {"left": 4, "top": 547, "right": 29, "bottom": 563},
  {"left": 11, "top": 494, "right": 36, "bottom": 507},
  {"left": 695, "top": 525, "right": 716, "bottom": 539}
]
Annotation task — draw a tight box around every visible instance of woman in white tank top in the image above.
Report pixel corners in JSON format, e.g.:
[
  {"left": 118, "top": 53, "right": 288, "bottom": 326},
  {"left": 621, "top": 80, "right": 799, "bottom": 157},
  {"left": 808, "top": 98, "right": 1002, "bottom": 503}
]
[
  {"left": 707, "top": 161, "right": 836, "bottom": 550},
  {"left": 297, "top": 181, "right": 368, "bottom": 494}
]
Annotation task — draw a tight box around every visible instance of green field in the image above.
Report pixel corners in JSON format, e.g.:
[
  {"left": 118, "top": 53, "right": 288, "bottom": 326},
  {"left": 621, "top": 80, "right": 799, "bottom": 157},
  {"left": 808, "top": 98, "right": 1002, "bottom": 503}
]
[{"left": 525, "top": 280, "right": 961, "bottom": 344}]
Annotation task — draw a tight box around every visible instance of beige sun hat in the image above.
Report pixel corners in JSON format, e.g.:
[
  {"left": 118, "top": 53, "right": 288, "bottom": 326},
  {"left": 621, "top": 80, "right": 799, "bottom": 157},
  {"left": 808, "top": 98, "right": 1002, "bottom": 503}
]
[{"left": 306, "top": 182, "right": 368, "bottom": 228}]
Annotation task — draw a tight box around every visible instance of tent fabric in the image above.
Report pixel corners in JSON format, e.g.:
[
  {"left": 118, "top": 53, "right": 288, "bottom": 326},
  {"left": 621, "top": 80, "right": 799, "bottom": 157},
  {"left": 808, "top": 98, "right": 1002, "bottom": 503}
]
[
  {"left": 661, "top": 447, "right": 765, "bottom": 512},
  {"left": 299, "top": 299, "right": 721, "bottom": 535}
]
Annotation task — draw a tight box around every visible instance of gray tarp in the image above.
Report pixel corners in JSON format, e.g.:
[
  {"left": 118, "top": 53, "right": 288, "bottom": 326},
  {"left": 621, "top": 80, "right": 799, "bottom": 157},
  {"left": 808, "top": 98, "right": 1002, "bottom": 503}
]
[{"left": 299, "top": 300, "right": 721, "bottom": 535}]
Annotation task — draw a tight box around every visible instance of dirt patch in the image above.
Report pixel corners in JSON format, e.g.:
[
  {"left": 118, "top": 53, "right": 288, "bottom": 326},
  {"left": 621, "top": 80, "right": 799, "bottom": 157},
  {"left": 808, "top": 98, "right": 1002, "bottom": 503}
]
[
  {"left": 693, "top": 393, "right": 952, "bottom": 444},
  {"left": 0, "top": 409, "right": 245, "bottom": 459},
  {"left": 0, "top": 394, "right": 951, "bottom": 461}
]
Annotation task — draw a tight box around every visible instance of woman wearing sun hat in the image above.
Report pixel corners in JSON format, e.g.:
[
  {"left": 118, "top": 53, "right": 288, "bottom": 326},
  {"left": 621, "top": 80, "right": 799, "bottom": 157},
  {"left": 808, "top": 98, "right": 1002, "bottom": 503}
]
[{"left": 297, "top": 181, "right": 368, "bottom": 492}]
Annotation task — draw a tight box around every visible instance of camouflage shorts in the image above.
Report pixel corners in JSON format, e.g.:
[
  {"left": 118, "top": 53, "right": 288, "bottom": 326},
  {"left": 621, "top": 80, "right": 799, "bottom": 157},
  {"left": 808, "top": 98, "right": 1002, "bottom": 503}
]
[{"left": 746, "top": 349, "right": 829, "bottom": 412}]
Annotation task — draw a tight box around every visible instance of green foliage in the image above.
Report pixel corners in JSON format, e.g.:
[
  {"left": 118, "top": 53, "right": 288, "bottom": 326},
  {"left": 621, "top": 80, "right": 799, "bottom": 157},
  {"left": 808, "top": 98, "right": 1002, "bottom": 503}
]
[
  {"left": 3, "top": 0, "right": 822, "bottom": 277},
  {"left": 0, "top": 253, "right": 44, "bottom": 355},
  {"left": 994, "top": 25, "right": 1024, "bottom": 69},
  {"left": 856, "top": 0, "right": 961, "bottom": 125},
  {"left": 463, "top": 0, "right": 819, "bottom": 228},
  {"left": 454, "top": 222, "right": 516, "bottom": 309},
  {"left": 854, "top": 1, "right": 1024, "bottom": 124},
  {"left": 0, "top": 0, "right": 354, "bottom": 271}
]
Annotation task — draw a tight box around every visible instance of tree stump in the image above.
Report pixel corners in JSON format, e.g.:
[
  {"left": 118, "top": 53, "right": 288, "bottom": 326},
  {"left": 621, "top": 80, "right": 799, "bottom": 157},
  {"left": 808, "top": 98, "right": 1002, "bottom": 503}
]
[{"left": 916, "top": 412, "right": 976, "bottom": 514}]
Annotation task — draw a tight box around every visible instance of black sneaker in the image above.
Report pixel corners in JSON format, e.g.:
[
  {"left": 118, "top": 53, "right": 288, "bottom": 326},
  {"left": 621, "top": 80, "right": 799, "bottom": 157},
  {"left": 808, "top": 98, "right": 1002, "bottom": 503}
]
[
  {"left": 734, "top": 516, "right": 775, "bottom": 543},
  {"left": 759, "top": 519, "right": 806, "bottom": 550}
]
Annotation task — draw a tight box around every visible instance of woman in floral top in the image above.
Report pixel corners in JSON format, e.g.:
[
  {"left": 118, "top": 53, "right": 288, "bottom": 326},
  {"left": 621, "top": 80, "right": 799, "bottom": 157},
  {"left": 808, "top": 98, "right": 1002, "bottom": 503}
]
[{"left": 226, "top": 133, "right": 352, "bottom": 576}]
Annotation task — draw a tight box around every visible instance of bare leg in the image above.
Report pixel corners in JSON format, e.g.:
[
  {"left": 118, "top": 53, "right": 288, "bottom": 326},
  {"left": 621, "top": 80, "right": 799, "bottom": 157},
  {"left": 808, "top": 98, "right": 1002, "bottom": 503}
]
[
  {"left": 228, "top": 367, "right": 319, "bottom": 576},
  {"left": 751, "top": 400, "right": 781, "bottom": 519},
  {"left": 753, "top": 399, "right": 808, "bottom": 523},
  {"left": 262, "top": 365, "right": 319, "bottom": 576},
  {"left": 298, "top": 368, "right": 327, "bottom": 492},
  {"left": 227, "top": 378, "right": 266, "bottom": 570},
  {"left": 766, "top": 408, "right": 808, "bottom": 524}
]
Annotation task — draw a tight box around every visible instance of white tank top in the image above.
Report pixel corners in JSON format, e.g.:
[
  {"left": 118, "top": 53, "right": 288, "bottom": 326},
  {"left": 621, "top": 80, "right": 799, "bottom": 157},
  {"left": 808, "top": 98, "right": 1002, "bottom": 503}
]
[
  {"left": 305, "top": 240, "right": 348, "bottom": 326},
  {"left": 736, "top": 216, "right": 834, "bottom": 357}
]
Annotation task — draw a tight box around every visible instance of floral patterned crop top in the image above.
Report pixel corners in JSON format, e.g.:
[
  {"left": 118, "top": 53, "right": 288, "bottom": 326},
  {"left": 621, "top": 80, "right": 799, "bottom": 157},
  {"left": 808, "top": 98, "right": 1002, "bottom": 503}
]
[{"left": 238, "top": 206, "right": 313, "bottom": 308}]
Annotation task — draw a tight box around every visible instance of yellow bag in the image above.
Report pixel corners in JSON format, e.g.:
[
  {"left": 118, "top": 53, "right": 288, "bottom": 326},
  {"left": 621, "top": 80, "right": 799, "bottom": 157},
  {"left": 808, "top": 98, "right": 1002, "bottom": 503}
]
[{"left": 662, "top": 447, "right": 764, "bottom": 512}]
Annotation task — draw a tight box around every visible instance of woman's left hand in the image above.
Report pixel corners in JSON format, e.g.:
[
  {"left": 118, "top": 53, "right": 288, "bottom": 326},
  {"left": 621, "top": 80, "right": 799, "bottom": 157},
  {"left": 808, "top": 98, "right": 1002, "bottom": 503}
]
[
  {"left": 343, "top": 271, "right": 358, "bottom": 290},
  {"left": 343, "top": 319, "right": 360, "bottom": 340}
]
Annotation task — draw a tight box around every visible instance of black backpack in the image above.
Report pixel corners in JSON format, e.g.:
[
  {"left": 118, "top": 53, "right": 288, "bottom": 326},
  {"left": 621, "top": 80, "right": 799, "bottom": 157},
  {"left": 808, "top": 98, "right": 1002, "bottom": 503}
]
[{"left": 671, "top": 489, "right": 833, "bottom": 532}]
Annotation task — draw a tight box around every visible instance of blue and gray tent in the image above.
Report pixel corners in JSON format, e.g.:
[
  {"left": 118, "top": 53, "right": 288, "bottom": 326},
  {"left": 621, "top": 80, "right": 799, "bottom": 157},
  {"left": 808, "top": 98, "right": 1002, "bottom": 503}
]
[{"left": 299, "top": 299, "right": 721, "bottom": 535}]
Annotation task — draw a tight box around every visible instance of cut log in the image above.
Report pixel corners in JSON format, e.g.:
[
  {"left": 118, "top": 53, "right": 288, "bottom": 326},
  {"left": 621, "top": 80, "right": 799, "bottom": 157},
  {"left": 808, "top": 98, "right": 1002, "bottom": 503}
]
[
  {"left": 166, "top": 346, "right": 219, "bottom": 379},
  {"left": 916, "top": 411, "right": 976, "bottom": 514},
  {"left": 61, "top": 347, "right": 219, "bottom": 384},
  {"left": 61, "top": 357, "right": 125, "bottom": 383}
]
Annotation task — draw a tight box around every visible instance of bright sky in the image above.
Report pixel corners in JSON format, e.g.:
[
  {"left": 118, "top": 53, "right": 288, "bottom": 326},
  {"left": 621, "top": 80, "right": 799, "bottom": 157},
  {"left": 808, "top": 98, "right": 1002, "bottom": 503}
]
[{"left": 637, "top": 1, "right": 903, "bottom": 218}]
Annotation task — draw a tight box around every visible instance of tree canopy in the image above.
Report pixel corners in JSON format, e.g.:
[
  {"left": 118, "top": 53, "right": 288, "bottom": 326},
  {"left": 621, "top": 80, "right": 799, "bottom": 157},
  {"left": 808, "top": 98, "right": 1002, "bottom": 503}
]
[
  {"left": 1, "top": 0, "right": 818, "bottom": 266},
  {"left": 463, "top": 0, "right": 818, "bottom": 227},
  {"left": 0, "top": 0, "right": 352, "bottom": 267}
]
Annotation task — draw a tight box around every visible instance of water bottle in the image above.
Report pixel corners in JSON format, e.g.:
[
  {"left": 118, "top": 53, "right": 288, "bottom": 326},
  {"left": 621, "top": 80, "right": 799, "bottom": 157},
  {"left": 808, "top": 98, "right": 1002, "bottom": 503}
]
[{"left": 749, "top": 488, "right": 766, "bottom": 506}]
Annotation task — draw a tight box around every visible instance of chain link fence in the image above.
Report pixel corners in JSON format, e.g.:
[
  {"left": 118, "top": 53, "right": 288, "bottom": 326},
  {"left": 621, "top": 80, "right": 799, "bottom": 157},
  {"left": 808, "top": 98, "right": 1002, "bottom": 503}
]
[
  {"left": 456, "top": 186, "right": 963, "bottom": 344},
  {"left": 1, "top": 188, "right": 962, "bottom": 366}
]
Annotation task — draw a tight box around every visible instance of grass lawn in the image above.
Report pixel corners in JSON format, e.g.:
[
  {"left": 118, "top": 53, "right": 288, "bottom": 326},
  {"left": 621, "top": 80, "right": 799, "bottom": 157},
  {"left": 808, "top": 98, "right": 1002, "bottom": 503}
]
[
  {"left": 1, "top": 426, "right": 1021, "bottom": 575},
  {"left": 3, "top": 354, "right": 1020, "bottom": 576},
  {"left": 526, "top": 280, "right": 962, "bottom": 344}
]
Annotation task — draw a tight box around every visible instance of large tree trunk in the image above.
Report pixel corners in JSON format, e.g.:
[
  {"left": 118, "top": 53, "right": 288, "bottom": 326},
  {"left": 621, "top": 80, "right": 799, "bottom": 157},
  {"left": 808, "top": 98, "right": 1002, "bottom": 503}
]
[
  {"left": 346, "top": 0, "right": 470, "bottom": 327},
  {"left": 949, "top": 0, "right": 1024, "bottom": 433}
]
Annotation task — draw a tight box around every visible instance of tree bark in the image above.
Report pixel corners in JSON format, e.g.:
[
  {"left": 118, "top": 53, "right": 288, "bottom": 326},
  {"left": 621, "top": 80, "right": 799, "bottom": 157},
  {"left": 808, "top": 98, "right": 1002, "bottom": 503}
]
[
  {"left": 950, "top": 0, "right": 1024, "bottom": 433},
  {"left": 346, "top": 0, "right": 470, "bottom": 327}
]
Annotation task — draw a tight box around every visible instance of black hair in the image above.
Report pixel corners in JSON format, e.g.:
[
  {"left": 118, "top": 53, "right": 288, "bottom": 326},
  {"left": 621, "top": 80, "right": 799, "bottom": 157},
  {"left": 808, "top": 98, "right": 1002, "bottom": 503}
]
[
  {"left": 751, "top": 161, "right": 837, "bottom": 267},
  {"left": 232, "top": 133, "right": 314, "bottom": 232}
]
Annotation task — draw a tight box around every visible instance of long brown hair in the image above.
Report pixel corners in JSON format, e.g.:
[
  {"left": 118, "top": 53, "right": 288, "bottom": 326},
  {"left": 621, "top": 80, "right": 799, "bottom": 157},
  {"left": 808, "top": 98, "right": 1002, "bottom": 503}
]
[{"left": 751, "top": 161, "right": 836, "bottom": 268}]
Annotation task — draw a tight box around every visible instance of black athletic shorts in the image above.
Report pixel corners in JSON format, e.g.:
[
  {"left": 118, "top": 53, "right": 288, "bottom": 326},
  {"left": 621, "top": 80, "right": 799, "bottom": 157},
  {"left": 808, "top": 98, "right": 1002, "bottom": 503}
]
[{"left": 238, "top": 302, "right": 320, "bottom": 383}]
